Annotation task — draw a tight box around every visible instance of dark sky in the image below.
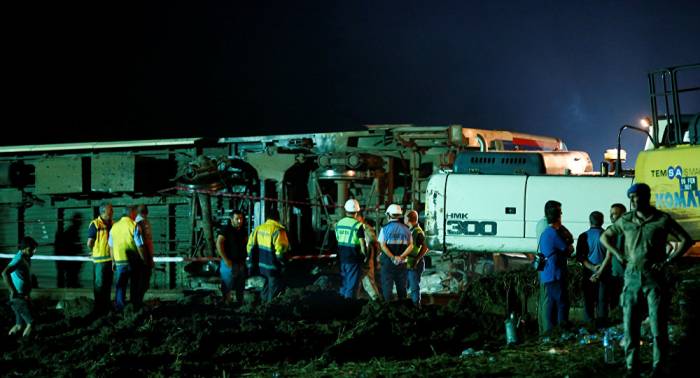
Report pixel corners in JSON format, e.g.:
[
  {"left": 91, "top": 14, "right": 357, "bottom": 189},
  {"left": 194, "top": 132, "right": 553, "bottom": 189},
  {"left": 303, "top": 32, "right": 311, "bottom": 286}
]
[{"left": 5, "top": 1, "right": 700, "bottom": 166}]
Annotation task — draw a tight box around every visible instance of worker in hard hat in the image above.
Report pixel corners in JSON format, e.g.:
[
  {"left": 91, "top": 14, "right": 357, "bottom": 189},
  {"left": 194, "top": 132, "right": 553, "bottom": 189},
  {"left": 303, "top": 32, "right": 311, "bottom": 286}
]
[
  {"left": 378, "top": 204, "right": 413, "bottom": 301},
  {"left": 246, "top": 208, "right": 290, "bottom": 303},
  {"left": 600, "top": 183, "right": 692, "bottom": 377},
  {"left": 405, "top": 210, "right": 428, "bottom": 308},
  {"left": 335, "top": 199, "right": 367, "bottom": 299}
]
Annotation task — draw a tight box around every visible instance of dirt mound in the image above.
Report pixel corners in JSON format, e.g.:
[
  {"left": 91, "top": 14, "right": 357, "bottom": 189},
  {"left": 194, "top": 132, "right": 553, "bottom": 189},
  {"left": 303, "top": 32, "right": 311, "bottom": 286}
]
[{"left": 1, "top": 263, "right": 697, "bottom": 376}]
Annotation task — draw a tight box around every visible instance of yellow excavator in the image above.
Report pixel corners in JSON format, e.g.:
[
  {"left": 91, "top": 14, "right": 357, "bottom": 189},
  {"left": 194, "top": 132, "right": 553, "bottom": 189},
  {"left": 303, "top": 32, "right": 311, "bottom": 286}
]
[{"left": 623, "top": 63, "right": 700, "bottom": 256}]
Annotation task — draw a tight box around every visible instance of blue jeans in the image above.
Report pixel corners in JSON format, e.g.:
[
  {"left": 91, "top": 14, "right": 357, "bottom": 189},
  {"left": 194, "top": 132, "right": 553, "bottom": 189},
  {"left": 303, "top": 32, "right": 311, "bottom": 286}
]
[
  {"left": 114, "top": 264, "right": 131, "bottom": 311},
  {"left": 544, "top": 279, "right": 569, "bottom": 332},
  {"left": 380, "top": 255, "right": 407, "bottom": 301},
  {"left": 220, "top": 261, "right": 246, "bottom": 303},
  {"left": 339, "top": 262, "right": 361, "bottom": 299},
  {"left": 407, "top": 259, "right": 425, "bottom": 305},
  {"left": 93, "top": 262, "right": 113, "bottom": 314}
]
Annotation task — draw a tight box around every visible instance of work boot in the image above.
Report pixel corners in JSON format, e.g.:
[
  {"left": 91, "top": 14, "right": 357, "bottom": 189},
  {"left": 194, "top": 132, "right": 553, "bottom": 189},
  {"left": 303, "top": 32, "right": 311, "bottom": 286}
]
[
  {"left": 22, "top": 324, "right": 33, "bottom": 337},
  {"left": 8, "top": 324, "right": 22, "bottom": 336}
]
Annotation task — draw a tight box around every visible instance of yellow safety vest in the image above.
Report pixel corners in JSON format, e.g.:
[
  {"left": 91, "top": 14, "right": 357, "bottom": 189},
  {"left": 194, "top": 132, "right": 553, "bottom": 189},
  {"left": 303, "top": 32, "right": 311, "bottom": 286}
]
[
  {"left": 407, "top": 225, "right": 425, "bottom": 267},
  {"left": 111, "top": 216, "right": 137, "bottom": 265},
  {"left": 247, "top": 219, "right": 289, "bottom": 272},
  {"left": 335, "top": 217, "right": 364, "bottom": 264},
  {"left": 89, "top": 217, "right": 112, "bottom": 263}
]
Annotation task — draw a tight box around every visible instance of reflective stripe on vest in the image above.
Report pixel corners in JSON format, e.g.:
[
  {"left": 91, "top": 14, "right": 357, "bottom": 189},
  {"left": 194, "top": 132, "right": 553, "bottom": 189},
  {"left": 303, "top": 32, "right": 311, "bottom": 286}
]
[
  {"left": 90, "top": 217, "right": 112, "bottom": 263},
  {"left": 111, "top": 217, "right": 137, "bottom": 265}
]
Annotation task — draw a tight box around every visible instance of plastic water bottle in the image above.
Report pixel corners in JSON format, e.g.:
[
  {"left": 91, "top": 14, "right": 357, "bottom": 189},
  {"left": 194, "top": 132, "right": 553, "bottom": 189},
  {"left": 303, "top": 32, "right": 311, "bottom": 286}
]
[
  {"left": 505, "top": 313, "right": 518, "bottom": 345},
  {"left": 603, "top": 330, "right": 615, "bottom": 363}
]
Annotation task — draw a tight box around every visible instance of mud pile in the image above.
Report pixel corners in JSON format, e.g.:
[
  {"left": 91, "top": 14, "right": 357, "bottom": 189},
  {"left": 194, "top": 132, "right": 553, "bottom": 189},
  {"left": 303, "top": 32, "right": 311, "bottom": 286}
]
[{"left": 1, "top": 262, "right": 697, "bottom": 377}]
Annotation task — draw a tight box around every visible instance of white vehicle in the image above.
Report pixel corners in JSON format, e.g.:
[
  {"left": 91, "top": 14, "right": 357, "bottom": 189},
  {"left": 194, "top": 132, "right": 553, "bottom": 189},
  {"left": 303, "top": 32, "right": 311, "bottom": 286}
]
[{"left": 424, "top": 157, "right": 632, "bottom": 255}]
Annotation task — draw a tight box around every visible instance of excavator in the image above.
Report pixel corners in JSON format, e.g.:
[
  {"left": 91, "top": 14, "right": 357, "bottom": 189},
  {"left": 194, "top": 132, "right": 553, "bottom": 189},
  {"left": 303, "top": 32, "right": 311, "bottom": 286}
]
[{"left": 627, "top": 63, "right": 700, "bottom": 256}]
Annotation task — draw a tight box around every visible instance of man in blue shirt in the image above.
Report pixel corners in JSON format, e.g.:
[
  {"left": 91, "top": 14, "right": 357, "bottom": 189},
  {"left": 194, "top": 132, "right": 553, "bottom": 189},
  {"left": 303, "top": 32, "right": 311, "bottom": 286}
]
[
  {"left": 576, "top": 211, "right": 608, "bottom": 326},
  {"left": 378, "top": 204, "right": 413, "bottom": 301},
  {"left": 3, "top": 236, "right": 38, "bottom": 337},
  {"left": 539, "top": 201, "right": 574, "bottom": 333}
]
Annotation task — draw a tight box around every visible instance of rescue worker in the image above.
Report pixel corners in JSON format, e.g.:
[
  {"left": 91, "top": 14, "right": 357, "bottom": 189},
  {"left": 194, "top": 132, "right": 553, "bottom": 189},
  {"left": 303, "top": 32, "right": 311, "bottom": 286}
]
[
  {"left": 216, "top": 210, "right": 248, "bottom": 305},
  {"left": 246, "top": 208, "right": 289, "bottom": 303},
  {"left": 358, "top": 215, "right": 381, "bottom": 300},
  {"left": 576, "top": 211, "right": 608, "bottom": 326},
  {"left": 600, "top": 183, "right": 692, "bottom": 377},
  {"left": 594, "top": 203, "right": 626, "bottom": 310},
  {"left": 405, "top": 210, "right": 428, "bottom": 308},
  {"left": 539, "top": 200, "right": 574, "bottom": 333},
  {"left": 335, "top": 199, "right": 366, "bottom": 299},
  {"left": 3, "top": 236, "right": 38, "bottom": 337},
  {"left": 378, "top": 204, "right": 413, "bottom": 301},
  {"left": 87, "top": 203, "right": 114, "bottom": 314},
  {"left": 109, "top": 205, "right": 146, "bottom": 310},
  {"left": 134, "top": 205, "right": 155, "bottom": 304}
]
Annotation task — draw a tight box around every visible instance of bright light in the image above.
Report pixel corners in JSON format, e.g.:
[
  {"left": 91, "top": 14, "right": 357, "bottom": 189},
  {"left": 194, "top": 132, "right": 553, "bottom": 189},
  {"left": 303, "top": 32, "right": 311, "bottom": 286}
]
[
  {"left": 604, "top": 148, "right": 626, "bottom": 161},
  {"left": 640, "top": 117, "right": 651, "bottom": 128},
  {"left": 324, "top": 169, "right": 335, "bottom": 177}
]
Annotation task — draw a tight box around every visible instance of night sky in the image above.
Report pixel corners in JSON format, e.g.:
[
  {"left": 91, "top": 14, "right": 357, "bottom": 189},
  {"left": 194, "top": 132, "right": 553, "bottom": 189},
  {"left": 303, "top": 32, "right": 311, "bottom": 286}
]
[{"left": 5, "top": 1, "right": 700, "bottom": 167}]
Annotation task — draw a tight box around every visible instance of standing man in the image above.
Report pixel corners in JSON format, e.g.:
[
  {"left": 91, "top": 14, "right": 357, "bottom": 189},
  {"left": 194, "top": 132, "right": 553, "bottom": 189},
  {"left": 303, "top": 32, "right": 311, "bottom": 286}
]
[
  {"left": 601, "top": 183, "right": 692, "bottom": 376},
  {"left": 246, "top": 208, "right": 289, "bottom": 303},
  {"left": 358, "top": 215, "right": 381, "bottom": 300},
  {"left": 378, "top": 204, "right": 413, "bottom": 302},
  {"left": 87, "top": 203, "right": 113, "bottom": 315},
  {"left": 3, "top": 236, "right": 38, "bottom": 337},
  {"left": 134, "top": 205, "right": 154, "bottom": 304},
  {"left": 405, "top": 210, "right": 428, "bottom": 308},
  {"left": 335, "top": 199, "right": 366, "bottom": 299},
  {"left": 595, "top": 203, "right": 627, "bottom": 310},
  {"left": 539, "top": 200, "right": 574, "bottom": 333},
  {"left": 217, "top": 210, "right": 248, "bottom": 305},
  {"left": 576, "top": 211, "right": 608, "bottom": 327},
  {"left": 109, "top": 206, "right": 146, "bottom": 310}
]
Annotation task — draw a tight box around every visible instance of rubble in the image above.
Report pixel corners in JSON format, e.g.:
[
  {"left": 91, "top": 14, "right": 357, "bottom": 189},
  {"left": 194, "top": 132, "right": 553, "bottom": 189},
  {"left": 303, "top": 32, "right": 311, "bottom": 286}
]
[{"left": 0, "top": 263, "right": 697, "bottom": 377}]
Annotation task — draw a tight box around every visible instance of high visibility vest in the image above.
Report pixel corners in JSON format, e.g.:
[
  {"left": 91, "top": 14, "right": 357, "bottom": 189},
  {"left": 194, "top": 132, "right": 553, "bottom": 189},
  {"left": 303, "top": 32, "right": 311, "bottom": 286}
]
[
  {"left": 89, "top": 217, "right": 112, "bottom": 263},
  {"left": 246, "top": 219, "right": 289, "bottom": 273},
  {"left": 111, "top": 216, "right": 137, "bottom": 265},
  {"left": 335, "top": 217, "right": 363, "bottom": 264},
  {"left": 407, "top": 225, "right": 425, "bottom": 267}
]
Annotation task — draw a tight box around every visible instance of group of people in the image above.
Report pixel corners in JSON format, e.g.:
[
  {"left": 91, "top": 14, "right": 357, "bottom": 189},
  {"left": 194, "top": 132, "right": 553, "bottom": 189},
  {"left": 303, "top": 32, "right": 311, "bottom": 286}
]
[
  {"left": 335, "top": 199, "right": 428, "bottom": 306},
  {"left": 537, "top": 183, "right": 692, "bottom": 376},
  {"left": 216, "top": 199, "right": 429, "bottom": 307},
  {"left": 88, "top": 203, "right": 155, "bottom": 313},
  {"left": 3, "top": 182, "right": 692, "bottom": 376},
  {"left": 2, "top": 203, "right": 155, "bottom": 337}
]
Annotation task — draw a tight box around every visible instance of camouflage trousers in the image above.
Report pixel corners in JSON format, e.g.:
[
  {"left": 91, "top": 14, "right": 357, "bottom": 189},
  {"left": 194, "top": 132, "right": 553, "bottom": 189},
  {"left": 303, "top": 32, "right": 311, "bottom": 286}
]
[{"left": 622, "top": 269, "right": 668, "bottom": 374}]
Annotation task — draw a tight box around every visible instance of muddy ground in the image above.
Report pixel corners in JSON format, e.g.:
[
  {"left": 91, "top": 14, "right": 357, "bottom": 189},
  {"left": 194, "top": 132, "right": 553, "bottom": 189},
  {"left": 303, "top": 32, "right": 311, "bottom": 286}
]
[{"left": 1, "top": 262, "right": 698, "bottom": 377}]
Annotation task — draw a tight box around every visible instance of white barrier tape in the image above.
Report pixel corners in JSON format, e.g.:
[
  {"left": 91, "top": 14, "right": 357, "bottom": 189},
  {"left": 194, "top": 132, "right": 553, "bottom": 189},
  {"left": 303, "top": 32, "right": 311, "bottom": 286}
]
[
  {"left": 0, "top": 254, "right": 190, "bottom": 263},
  {"left": 289, "top": 254, "right": 337, "bottom": 260},
  {"left": 0, "top": 254, "right": 339, "bottom": 262}
]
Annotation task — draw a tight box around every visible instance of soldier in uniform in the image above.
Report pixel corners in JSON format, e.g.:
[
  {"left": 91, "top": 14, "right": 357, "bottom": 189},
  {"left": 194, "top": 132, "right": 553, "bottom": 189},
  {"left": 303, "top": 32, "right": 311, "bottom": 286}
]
[{"left": 601, "top": 183, "right": 692, "bottom": 376}]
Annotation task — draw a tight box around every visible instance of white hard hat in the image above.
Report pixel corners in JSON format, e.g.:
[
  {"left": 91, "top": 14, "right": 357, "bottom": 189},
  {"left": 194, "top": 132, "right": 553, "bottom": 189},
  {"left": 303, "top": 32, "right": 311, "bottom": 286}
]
[
  {"left": 344, "top": 199, "right": 361, "bottom": 212},
  {"left": 386, "top": 204, "right": 403, "bottom": 216}
]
